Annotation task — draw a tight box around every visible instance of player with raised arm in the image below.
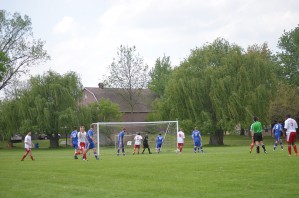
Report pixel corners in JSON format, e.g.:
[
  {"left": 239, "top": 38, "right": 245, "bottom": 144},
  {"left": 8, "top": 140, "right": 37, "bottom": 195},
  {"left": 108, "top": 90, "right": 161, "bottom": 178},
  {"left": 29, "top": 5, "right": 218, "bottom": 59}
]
[
  {"left": 284, "top": 114, "right": 298, "bottom": 156},
  {"left": 133, "top": 132, "right": 143, "bottom": 155},
  {"left": 85, "top": 124, "right": 99, "bottom": 160},
  {"left": 177, "top": 128, "right": 185, "bottom": 153},
  {"left": 191, "top": 127, "right": 204, "bottom": 153},
  {"left": 70, "top": 127, "right": 79, "bottom": 159},
  {"left": 272, "top": 120, "right": 284, "bottom": 151},
  {"left": 156, "top": 133, "right": 164, "bottom": 154},
  {"left": 117, "top": 128, "right": 126, "bottom": 156},
  {"left": 21, "top": 131, "right": 34, "bottom": 161}
]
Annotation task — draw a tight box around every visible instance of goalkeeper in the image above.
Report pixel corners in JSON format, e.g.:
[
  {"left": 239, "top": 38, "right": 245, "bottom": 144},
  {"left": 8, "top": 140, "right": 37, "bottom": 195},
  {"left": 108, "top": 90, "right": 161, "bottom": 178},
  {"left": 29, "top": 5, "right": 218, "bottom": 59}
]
[{"left": 142, "top": 134, "right": 152, "bottom": 154}]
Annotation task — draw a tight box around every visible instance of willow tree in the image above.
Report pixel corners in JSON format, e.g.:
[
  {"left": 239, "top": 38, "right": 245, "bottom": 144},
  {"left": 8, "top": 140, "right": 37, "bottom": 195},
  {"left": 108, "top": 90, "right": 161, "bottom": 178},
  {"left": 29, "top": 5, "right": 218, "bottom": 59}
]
[
  {"left": 16, "top": 71, "right": 83, "bottom": 148},
  {"left": 154, "top": 38, "right": 277, "bottom": 145}
]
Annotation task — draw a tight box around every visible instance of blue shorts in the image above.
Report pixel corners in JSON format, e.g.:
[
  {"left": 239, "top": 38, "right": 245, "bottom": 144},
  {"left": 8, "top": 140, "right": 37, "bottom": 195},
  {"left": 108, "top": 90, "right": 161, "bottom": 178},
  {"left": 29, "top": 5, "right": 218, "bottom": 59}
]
[
  {"left": 194, "top": 140, "right": 201, "bottom": 147},
  {"left": 72, "top": 143, "right": 78, "bottom": 149},
  {"left": 156, "top": 143, "right": 162, "bottom": 148},
  {"left": 118, "top": 141, "right": 124, "bottom": 148},
  {"left": 274, "top": 133, "right": 281, "bottom": 141},
  {"left": 88, "top": 142, "right": 95, "bottom": 149}
]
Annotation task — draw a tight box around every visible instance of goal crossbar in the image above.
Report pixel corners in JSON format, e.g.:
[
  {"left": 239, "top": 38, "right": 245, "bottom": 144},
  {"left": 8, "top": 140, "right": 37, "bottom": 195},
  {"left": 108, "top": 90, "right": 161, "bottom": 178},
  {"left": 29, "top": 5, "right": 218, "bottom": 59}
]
[{"left": 93, "top": 121, "right": 179, "bottom": 154}]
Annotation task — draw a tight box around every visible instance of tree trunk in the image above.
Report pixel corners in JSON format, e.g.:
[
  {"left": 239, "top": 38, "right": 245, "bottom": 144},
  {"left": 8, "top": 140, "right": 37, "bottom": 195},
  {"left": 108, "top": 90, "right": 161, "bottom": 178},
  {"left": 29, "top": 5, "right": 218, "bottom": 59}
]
[
  {"left": 49, "top": 138, "right": 59, "bottom": 148},
  {"left": 209, "top": 129, "right": 224, "bottom": 145},
  {"left": 240, "top": 128, "right": 245, "bottom": 136}
]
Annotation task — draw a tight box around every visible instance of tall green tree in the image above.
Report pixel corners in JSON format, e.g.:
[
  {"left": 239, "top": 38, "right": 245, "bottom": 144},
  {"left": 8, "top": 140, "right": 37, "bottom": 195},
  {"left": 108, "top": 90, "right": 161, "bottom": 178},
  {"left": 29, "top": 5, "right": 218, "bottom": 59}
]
[
  {"left": 104, "top": 45, "right": 149, "bottom": 121},
  {"left": 277, "top": 25, "right": 299, "bottom": 86},
  {"left": 16, "top": 71, "right": 83, "bottom": 148},
  {"left": 148, "top": 55, "right": 172, "bottom": 98},
  {"left": 153, "top": 38, "right": 277, "bottom": 145},
  {"left": 0, "top": 10, "right": 49, "bottom": 91}
]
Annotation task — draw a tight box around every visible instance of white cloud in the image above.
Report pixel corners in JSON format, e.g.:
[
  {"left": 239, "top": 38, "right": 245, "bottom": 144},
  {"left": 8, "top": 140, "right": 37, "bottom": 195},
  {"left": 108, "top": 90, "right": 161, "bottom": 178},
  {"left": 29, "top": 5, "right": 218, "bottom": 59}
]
[{"left": 52, "top": 16, "right": 78, "bottom": 35}]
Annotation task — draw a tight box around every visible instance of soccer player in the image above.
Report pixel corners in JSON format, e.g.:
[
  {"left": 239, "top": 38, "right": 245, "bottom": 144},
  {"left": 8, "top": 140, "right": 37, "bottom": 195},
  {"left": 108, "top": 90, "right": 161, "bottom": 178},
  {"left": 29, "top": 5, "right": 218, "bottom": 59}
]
[
  {"left": 85, "top": 124, "right": 99, "bottom": 160},
  {"left": 271, "top": 120, "right": 284, "bottom": 151},
  {"left": 133, "top": 132, "right": 143, "bottom": 155},
  {"left": 156, "top": 133, "right": 164, "bottom": 154},
  {"left": 250, "top": 116, "right": 267, "bottom": 154},
  {"left": 191, "top": 127, "right": 204, "bottom": 153},
  {"left": 21, "top": 131, "right": 34, "bottom": 161},
  {"left": 78, "top": 126, "right": 87, "bottom": 160},
  {"left": 70, "top": 127, "right": 79, "bottom": 159},
  {"left": 177, "top": 128, "right": 185, "bottom": 153},
  {"left": 142, "top": 134, "right": 152, "bottom": 154},
  {"left": 117, "top": 128, "right": 126, "bottom": 156},
  {"left": 284, "top": 114, "right": 298, "bottom": 156}
]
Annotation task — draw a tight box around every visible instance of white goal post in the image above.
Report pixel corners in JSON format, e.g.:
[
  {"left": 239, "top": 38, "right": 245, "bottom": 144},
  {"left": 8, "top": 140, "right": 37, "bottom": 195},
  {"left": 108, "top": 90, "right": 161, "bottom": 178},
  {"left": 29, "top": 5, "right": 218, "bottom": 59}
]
[{"left": 93, "top": 121, "right": 179, "bottom": 155}]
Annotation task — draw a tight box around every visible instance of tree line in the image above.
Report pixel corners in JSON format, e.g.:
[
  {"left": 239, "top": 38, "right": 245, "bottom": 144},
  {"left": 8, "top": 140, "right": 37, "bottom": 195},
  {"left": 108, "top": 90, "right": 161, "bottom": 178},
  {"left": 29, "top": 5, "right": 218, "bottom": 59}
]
[{"left": 1, "top": 10, "right": 299, "bottom": 147}]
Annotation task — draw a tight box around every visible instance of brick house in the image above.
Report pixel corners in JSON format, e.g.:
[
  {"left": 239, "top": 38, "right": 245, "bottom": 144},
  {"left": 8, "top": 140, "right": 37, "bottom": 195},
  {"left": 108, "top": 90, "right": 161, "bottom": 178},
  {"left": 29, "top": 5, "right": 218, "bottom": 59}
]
[{"left": 81, "top": 83, "right": 156, "bottom": 122}]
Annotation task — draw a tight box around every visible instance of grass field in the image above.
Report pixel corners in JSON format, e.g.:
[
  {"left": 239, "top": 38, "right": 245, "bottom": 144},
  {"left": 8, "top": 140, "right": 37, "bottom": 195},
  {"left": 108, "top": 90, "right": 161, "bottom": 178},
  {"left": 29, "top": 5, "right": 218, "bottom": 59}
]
[{"left": 0, "top": 135, "right": 299, "bottom": 198}]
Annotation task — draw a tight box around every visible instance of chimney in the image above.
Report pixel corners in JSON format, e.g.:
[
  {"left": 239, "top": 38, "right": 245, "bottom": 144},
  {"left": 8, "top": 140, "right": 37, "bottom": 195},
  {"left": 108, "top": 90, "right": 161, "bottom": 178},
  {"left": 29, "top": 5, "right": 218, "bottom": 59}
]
[{"left": 98, "top": 82, "right": 104, "bottom": 89}]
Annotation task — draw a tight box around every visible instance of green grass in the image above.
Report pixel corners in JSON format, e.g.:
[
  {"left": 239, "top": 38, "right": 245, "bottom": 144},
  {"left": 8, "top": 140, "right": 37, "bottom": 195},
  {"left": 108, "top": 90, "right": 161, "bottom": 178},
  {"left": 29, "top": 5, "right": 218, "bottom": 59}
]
[{"left": 0, "top": 135, "right": 299, "bottom": 198}]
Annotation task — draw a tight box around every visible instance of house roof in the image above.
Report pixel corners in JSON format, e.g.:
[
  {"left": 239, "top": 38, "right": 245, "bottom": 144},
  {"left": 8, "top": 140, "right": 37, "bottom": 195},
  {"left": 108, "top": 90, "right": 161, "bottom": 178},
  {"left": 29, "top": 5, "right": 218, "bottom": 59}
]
[{"left": 83, "top": 87, "right": 156, "bottom": 113}]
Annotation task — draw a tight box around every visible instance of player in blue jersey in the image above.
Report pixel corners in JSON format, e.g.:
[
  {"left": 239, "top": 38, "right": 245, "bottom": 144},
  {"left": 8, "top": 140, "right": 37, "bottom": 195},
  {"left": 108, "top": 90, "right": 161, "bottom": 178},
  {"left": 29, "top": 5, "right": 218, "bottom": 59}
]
[
  {"left": 84, "top": 124, "right": 99, "bottom": 160},
  {"left": 191, "top": 127, "right": 204, "bottom": 153},
  {"left": 156, "top": 133, "right": 164, "bottom": 154},
  {"left": 117, "top": 128, "right": 126, "bottom": 156},
  {"left": 70, "top": 127, "right": 79, "bottom": 159},
  {"left": 271, "top": 120, "right": 284, "bottom": 151}
]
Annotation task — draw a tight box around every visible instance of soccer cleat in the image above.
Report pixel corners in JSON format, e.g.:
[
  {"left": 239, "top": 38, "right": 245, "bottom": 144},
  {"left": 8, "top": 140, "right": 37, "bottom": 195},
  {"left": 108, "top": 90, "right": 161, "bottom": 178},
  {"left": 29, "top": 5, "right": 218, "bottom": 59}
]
[
  {"left": 264, "top": 151, "right": 267, "bottom": 154},
  {"left": 74, "top": 155, "right": 78, "bottom": 159},
  {"left": 295, "top": 153, "right": 299, "bottom": 156}
]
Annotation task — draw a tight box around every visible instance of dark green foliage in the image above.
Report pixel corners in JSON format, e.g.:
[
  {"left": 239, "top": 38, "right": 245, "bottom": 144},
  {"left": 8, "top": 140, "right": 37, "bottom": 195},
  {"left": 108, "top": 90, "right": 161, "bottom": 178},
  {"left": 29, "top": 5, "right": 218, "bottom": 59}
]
[
  {"left": 151, "top": 38, "right": 277, "bottom": 145},
  {"left": 277, "top": 25, "right": 299, "bottom": 86}
]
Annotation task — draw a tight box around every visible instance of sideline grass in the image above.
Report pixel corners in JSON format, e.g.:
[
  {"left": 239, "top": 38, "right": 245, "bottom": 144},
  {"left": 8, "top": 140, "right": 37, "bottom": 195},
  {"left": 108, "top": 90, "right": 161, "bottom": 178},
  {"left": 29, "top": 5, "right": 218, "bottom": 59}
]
[{"left": 0, "top": 136, "right": 299, "bottom": 198}]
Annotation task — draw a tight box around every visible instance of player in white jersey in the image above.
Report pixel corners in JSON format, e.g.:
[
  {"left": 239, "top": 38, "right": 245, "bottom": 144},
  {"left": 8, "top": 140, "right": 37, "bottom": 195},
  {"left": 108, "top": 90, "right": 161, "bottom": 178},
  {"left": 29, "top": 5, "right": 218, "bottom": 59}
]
[
  {"left": 177, "top": 128, "right": 185, "bottom": 153},
  {"left": 284, "top": 114, "right": 298, "bottom": 156},
  {"left": 133, "top": 132, "right": 143, "bottom": 155},
  {"left": 21, "top": 131, "right": 34, "bottom": 161},
  {"left": 78, "top": 126, "right": 87, "bottom": 160}
]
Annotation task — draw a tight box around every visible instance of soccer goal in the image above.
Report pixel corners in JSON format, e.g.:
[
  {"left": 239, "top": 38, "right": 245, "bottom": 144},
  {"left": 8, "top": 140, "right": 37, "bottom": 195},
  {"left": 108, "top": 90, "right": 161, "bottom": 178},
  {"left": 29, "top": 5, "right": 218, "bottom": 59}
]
[{"left": 93, "top": 121, "right": 179, "bottom": 155}]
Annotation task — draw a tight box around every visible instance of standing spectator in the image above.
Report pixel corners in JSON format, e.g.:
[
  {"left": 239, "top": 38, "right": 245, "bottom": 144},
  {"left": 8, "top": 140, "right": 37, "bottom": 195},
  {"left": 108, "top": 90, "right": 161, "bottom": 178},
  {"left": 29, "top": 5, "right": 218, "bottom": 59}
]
[
  {"left": 191, "top": 127, "right": 204, "bottom": 153},
  {"left": 70, "top": 127, "right": 79, "bottom": 159},
  {"left": 250, "top": 116, "right": 267, "bottom": 154},
  {"left": 156, "top": 133, "right": 164, "bottom": 154},
  {"left": 284, "top": 114, "right": 298, "bottom": 156},
  {"left": 117, "top": 128, "right": 126, "bottom": 156},
  {"left": 142, "top": 134, "right": 152, "bottom": 154},
  {"left": 133, "top": 132, "right": 143, "bottom": 155},
  {"left": 85, "top": 124, "right": 99, "bottom": 160},
  {"left": 78, "top": 126, "right": 87, "bottom": 160},
  {"left": 177, "top": 128, "right": 185, "bottom": 153},
  {"left": 271, "top": 120, "right": 284, "bottom": 151},
  {"left": 21, "top": 131, "right": 34, "bottom": 161}
]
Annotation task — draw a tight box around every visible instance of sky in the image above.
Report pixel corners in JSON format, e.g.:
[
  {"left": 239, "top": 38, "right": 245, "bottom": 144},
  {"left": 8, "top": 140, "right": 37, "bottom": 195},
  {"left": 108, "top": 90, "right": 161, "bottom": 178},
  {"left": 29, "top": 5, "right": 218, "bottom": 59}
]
[{"left": 1, "top": 0, "right": 299, "bottom": 87}]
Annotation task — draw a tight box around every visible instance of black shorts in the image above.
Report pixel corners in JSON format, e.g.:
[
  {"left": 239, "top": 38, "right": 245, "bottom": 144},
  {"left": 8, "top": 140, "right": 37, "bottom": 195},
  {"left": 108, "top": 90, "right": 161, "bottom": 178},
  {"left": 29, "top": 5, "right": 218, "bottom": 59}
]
[
  {"left": 143, "top": 143, "right": 149, "bottom": 148},
  {"left": 253, "top": 133, "right": 263, "bottom": 142}
]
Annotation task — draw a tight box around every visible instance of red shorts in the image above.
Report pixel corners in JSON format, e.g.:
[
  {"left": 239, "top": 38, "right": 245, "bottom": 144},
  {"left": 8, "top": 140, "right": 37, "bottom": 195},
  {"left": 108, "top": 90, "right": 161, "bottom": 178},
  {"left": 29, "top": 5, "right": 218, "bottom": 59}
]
[
  {"left": 177, "top": 143, "right": 184, "bottom": 147},
  {"left": 79, "top": 142, "right": 86, "bottom": 150},
  {"left": 286, "top": 132, "right": 297, "bottom": 143},
  {"left": 134, "top": 144, "right": 140, "bottom": 149}
]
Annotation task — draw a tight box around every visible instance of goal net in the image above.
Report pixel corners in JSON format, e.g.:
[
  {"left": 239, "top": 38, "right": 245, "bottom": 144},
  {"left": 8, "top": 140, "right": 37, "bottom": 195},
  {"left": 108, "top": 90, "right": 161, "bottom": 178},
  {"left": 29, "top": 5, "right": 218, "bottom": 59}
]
[{"left": 93, "top": 121, "right": 179, "bottom": 155}]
